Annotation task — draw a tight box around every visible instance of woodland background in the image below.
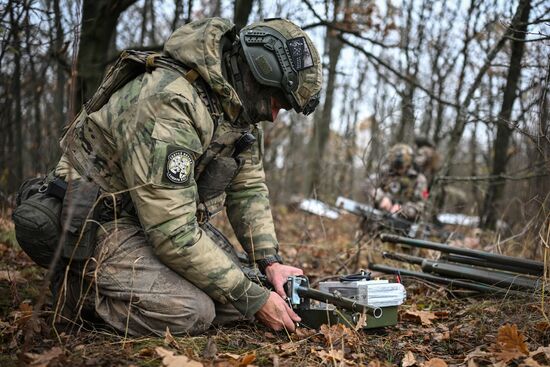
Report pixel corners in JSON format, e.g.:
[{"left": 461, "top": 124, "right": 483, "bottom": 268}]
[
  {"left": 0, "top": 1, "right": 549, "bottom": 366},
  {"left": 1, "top": 0, "right": 549, "bottom": 238}
]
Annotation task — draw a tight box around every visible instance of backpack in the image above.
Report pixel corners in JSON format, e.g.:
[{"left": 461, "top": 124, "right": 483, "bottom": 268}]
[{"left": 13, "top": 50, "right": 190, "bottom": 268}]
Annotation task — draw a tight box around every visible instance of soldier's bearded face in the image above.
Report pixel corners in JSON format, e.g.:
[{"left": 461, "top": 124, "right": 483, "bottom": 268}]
[{"left": 240, "top": 62, "right": 291, "bottom": 123}]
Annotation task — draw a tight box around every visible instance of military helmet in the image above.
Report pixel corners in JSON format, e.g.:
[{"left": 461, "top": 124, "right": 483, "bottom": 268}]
[
  {"left": 388, "top": 144, "right": 414, "bottom": 171},
  {"left": 414, "top": 146, "right": 435, "bottom": 168},
  {"left": 239, "top": 18, "right": 323, "bottom": 115}
]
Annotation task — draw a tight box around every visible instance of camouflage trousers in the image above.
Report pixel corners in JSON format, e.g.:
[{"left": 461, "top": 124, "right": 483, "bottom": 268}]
[{"left": 54, "top": 217, "right": 246, "bottom": 336}]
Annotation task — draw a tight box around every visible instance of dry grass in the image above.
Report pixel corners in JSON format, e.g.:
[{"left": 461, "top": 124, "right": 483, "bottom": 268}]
[{"left": 0, "top": 206, "right": 548, "bottom": 366}]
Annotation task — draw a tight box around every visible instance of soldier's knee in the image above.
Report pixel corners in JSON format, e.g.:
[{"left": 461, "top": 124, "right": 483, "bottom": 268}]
[{"left": 147, "top": 294, "right": 217, "bottom": 335}]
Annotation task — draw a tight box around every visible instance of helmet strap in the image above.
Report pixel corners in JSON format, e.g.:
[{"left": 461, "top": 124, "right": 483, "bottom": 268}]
[
  {"left": 222, "top": 42, "right": 254, "bottom": 125},
  {"left": 223, "top": 42, "right": 272, "bottom": 125}
]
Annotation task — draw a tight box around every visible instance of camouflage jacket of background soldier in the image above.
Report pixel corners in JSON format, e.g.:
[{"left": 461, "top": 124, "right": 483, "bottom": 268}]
[
  {"left": 374, "top": 168, "right": 429, "bottom": 220},
  {"left": 54, "top": 18, "right": 303, "bottom": 318}
]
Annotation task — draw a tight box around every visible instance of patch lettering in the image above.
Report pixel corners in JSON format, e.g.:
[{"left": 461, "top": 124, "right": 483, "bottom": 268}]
[
  {"left": 165, "top": 149, "right": 193, "bottom": 184},
  {"left": 389, "top": 181, "right": 401, "bottom": 194},
  {"left": 286, "top": 37, "right": 314, "bottom": 70}
]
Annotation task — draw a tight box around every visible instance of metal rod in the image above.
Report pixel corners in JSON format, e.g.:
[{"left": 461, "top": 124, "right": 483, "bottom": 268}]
[
  {"left": 368, "top": 263, "right": 531, "bottom": 297},
  {"left": 421, "top": 260, "right": 544, "bottom": 292},
  {"left": 440, "top": 253, "right": 544, "bottom": 276},
  {"left": 382, "top": 251, "right": 424, "bottom": 265},
  {"left": 383, "top": 251, "right": 544, "bottom": 279},
  {"left": 380, "top": 233, "right": 544, "bottom": 273},
  {"left": 296, "top": 286, "right": 383, "bottom": 318}
]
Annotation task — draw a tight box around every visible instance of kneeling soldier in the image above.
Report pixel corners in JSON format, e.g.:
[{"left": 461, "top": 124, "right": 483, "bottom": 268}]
[{"left": 50, "top": 18, "right": 322, "bottom": 336}]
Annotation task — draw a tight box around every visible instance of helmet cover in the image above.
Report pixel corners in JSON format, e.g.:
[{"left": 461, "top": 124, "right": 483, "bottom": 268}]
[
  {"left": 388, "top": 144, "right": 414, "bottom": 171},
  {"left": 240, "top": 18, "right": 323, "bottom": 115}
]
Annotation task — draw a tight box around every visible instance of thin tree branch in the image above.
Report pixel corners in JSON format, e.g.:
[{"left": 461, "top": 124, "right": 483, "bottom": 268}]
[{"left": 337, "top": 35, "right": 459, "bottom": 108}]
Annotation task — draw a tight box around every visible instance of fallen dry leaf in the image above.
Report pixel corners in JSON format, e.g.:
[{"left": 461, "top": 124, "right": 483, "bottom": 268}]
[
  {"left": 398, "top": 330, "right": 415, "bottom": 339},
  {"left": 519, "top": 357, "right": 544, "bottom": 367},
  {"left": 156, "top": 346, "right": 203, "bottom": 367},
  {"left": 239, "top": 352, "right": 256, "bottom": 366},
  {"left": 402, "top": 350, "right": 417, "bottom": 367},
  {"left": 495, "top": 349, "right": 526, "bottom": 363},
  {"left": 463, "top": 347, "right": 488, "bottom": 367},
  {"left": 295, "top": 327, "right": 317, "bottom": 339},
  {"left": 402, "top": 310, "right": 438, "bottom": 326},
  {"left": 518, "top": 346, "right": 550, "bottom": 367},
  {"left": 534, "top": 322, "right": 550, "bottom": 333},
  {"left": 529, "top": 346, "right": 550, "bottom": 360},
  {"left": 424, "top": 358, "right": 448, "bottom": 367},
  {"left": 314, "top": 349, "right": 346, "bottom": 363},
  {"left": 278, "top": 342, "right": 299, "bottom": 356},
  {"left": 138, "top": 347, "right": 155, "bottom": 357},
  {"left": 433, "top": 331, "right": 450, "bottom": 342},
  {"left": 319, "top": 323, "right": 359, "bottom": 347},
  {"left": 164, "top": 327, "right": 180, "bottom": 350},
  {"left": 216, "top": 352, "right": 256, "bottom": 367},
  {"left": 218, "top": 353, "right": 241, "bottom": 360},
  {"left": 494, "top": 324, "right": 529, "bottom": 357},
  {"left": 24, "top": 346, "right": 64, "bottom": 367},
  {"left": 354, "top": 312, "right": 368, "bottom": 330}
]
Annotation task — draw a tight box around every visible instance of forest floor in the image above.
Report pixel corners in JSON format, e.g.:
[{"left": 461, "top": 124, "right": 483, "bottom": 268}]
[{"left": 0, "top": 206, "right": 549, "bottom": 367}]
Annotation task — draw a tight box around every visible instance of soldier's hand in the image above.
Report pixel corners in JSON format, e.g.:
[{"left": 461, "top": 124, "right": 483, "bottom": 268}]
[
  {"left": 265, "top": 263, "right": 304, "bottom": 299},
  {"left": 255, "top": 291, "right": 301, "bottom": 332},
  {"left": 390, "top": 204, "right": 401, "bottom": 214},
  {"left": 380, "top": 197, "right": 393, "bottom": 211}
]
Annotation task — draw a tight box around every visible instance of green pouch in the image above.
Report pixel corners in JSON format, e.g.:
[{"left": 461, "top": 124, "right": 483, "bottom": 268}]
[
  {"left": 196, "top": 156, "right": 241, "bottom": 202},
  {"left": 12, "top": 177, "right": 62, "bottom": 268},
  {"left": 60, "top": 180, "right": 100, "bottom": 261}
]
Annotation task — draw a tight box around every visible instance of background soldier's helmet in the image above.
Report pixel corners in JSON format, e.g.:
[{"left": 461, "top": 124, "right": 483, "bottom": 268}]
[
  {"left": 415, "top": 146, "right": 435, "bottom": 169},
  {"left": 239, "top": 19, "right": 323, "bottom": 115},
  {"left": 388, "top": 144, "right": 414, "bottom": 171}
]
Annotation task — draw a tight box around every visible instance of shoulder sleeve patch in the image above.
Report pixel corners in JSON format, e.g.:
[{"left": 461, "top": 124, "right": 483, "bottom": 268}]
[{"left": 163, "top": 145, "right": 194, "bottom": 185}]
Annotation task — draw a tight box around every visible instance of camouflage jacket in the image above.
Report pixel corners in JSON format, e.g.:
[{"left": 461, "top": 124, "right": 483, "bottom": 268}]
[
  {"left": 374, "top": 168, "right": 429, "bottom": 220},
  {"left": 55, "top": 18, "right": 279, "bottom": 317}
]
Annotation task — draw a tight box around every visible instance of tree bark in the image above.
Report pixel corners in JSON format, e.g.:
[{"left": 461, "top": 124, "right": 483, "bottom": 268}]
[
  {"left": 74, "top": 0, "right": 137, "bottom": 108},
  {"left": 172, "top": 0, "right": 184, "bottom": 30},
  {"left": 233, "top": 0, "right": 253, "bottom": 32},
  {"left": 52, "top": 0, "right": 67, "bottom": 137},
  {"left": 9, "top": 2, "right": 23, "bottom": 192},
  {"left": 305, "top": 31, "right": 343, "bottom": 196},
  {"left": 481, "top": 0, "right": 531, "bottom": 229}
]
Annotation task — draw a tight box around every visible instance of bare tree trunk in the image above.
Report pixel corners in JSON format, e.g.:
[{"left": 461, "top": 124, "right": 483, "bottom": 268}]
[
  {"left": 395, "top": 84, "right": 415, "bottom": 144},
  {"left": 140, "top": 0, "right": 149, "bottom": 45},
  {"left": 172, "top": 0, "right": 184, "bottom": 30},
  {"left": 211, "top": 0, "right": 221, "bottom": 17},
  {"left": 533, "top": 61, "right": 550, "bottom": 246},
  {"left": 52, "top": 0, "right": 67, "bottom": 145},
  {"left": 9, "top": 2, "right": 23, "bottom": 192},
  {"left": 186, "top": 0, "right": 194, "bottom": 23},
  {"left": 234, "top": 0, "right": 253, "bottom": 31},
  {"left": 481, "top": 0, "right": 531, "bottom": 229},
  {"left": 148, "top": 0, "right": 157, "bottom": 44},
  {"left": 305, "top": 27, "right": 343, "bottom": 196},
  {"left": 24, "top": 6, "right": 44, "bottom": 174},
  {"left": 432, "top": 0, "right": 521, "bottom": 213},
  {"left": 75, "top": 0, "right": 137, "bottom": 107}
]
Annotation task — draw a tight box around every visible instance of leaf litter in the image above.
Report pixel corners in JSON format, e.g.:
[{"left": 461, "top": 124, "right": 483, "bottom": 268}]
[{"left": 0, "top": 209, "right": 548, "bottom": 366}]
